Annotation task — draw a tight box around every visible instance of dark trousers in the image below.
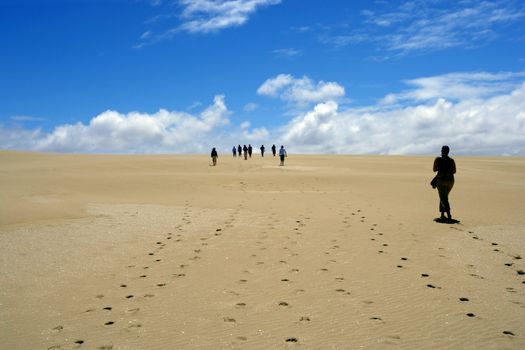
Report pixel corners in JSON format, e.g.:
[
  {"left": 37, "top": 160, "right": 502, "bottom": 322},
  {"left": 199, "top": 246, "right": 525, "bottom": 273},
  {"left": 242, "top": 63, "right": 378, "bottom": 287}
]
[{"left": 437, "top": 176, "right": 454, "bottom": 213}]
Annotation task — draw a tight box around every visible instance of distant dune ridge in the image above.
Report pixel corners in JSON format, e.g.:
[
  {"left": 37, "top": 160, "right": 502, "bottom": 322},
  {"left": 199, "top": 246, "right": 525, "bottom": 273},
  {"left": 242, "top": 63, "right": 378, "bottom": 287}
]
[{"left": 0, "top": 151, "right": 524, "bottom": 349}]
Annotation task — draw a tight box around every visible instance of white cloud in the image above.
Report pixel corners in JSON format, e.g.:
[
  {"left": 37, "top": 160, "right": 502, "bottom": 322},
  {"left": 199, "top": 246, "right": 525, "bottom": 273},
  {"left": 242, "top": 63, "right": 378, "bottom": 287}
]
[
  {"left": 179, "top": 0, "right": 281, "bottom": 33},
  {"left": 257, "top": 74, "right": 345, "bottom": 105},
  {"left": 325, "top": 0, "right": 525, "bottom": 55},
  {"left": 10, "top": 115, "right": 46, "bottom": 122},
  {"left": 243, "top": 103, "right": 258, "bottom": 112},
  {"left": 272, "top": 48, "right": 301, "bottom": 58},
  {"left": 3, "top": 72, "right": 525, "bottom": 156},
  {"left": 0, "top": 96, "right": 230, "bottom": 154},
  {"left": 381, "top": 71, "right": 525, "bottom": 104},
  {"left": 134, "top": 0, "right": 281, "bottom": 47},
  {"left": 280, "top": 74, "right": 525, "bottom": 155}
]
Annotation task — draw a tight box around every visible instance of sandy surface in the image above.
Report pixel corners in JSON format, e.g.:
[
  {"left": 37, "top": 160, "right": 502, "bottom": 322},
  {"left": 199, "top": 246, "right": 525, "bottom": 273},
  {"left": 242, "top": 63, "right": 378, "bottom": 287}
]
[{"left": 0, "top": 151, "right": 524, "bottom": 350}]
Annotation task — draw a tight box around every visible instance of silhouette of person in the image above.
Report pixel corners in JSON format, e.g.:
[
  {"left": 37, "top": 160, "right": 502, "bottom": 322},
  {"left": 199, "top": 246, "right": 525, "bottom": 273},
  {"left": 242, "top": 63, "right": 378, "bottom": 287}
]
[
  {"left": 260, "top": 144, "right": 265, "bottom": 157},
  {"left": 272, "top": 144, "right": 276, "bottom": 156},
  {"left": 248, "top": 144, "right": 253, "bottom": 158},
  {"left": 237, "top": 145, "right": 242, "bottom": 159},
  {"left": 211, "top": 147, "right": 218, "bottom": 166},
  {"left": 433, "top": 145, "right": 456, "bottom": 221},
  {"left": 232, "top": 146, "right": 237, "bottom": 157},
  {"left": 279, "top": 145, "right": 287, "bottom": 166},
  {"left": 243, "top": 145, "right": 248, "bottom": 160}
]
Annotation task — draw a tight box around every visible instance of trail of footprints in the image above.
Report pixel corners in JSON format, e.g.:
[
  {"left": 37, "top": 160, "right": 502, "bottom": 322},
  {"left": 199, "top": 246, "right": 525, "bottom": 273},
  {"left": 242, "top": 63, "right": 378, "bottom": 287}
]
[
  {"left": 47, "top": 202, "right": 243, "bottom": 349},
  {"left": 47, "top": 203, "right": 522, "bottom": 348}
]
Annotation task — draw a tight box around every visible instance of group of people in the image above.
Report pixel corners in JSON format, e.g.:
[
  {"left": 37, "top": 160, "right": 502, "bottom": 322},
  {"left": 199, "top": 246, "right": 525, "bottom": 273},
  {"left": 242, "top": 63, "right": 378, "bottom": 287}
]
[
  {"left": 213, "top": 144, "right": 458, "bottom": 222},
  {"left": 210, "top": 144, "right": 288, "bottom": 166}
]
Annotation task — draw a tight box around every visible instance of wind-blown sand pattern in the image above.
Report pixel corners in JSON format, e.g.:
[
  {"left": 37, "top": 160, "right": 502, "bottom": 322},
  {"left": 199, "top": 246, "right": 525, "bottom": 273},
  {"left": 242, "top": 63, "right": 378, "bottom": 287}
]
[{"left": 1, "top": 151, "right": 524, "bottom": 349}]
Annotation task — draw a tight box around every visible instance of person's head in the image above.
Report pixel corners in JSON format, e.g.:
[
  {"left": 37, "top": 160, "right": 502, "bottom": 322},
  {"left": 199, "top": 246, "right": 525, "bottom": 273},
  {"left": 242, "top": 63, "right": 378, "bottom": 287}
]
[
  {"left": 281, "top": 145, "right": 284, "bottom": 149},
  {"left": 441, "top": 145, "right": 450, "bottom": 156}
]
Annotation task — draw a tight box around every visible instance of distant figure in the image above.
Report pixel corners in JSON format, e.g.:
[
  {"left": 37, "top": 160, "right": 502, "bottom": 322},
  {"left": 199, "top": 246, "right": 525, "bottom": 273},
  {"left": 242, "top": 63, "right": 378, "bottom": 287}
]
[
  {"left": 279, "top": 145, "right": 287, "bottom": 166},
  {"left": 272, "top": 144, "right": 276, "bottom": 156},
  {"left": 211, "top": 147, "right": 218, "bottom": 166},
  {"left": 248, "top": 144, "right": 253, "bottom": 158},
  {"left": 260, "top": 144, "right": 265, "bottom": 157},
  {"left": 237, "top": 145, "right": 242, "bottom": 159},
  {"left": 232, "top": 146, "right": 237, "bottom": 157},
  {"left": 243, "top": 145, "right": 248, "bottom": 160},
  {"left": 433, "top": 145, "right": 456, "bottom": 221}
]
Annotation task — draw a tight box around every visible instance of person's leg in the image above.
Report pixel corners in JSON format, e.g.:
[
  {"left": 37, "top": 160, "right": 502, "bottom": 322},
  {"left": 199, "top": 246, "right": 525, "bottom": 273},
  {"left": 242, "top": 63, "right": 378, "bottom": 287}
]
[{"left": 437, "top": 182, "right": 453, "bottom": 219}]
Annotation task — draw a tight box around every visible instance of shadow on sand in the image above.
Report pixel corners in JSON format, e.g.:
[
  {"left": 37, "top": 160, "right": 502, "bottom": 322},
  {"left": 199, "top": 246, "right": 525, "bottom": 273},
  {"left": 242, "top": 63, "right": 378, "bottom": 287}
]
[{"left": 434, "top": 217, "right": 461, "bottom": 224}]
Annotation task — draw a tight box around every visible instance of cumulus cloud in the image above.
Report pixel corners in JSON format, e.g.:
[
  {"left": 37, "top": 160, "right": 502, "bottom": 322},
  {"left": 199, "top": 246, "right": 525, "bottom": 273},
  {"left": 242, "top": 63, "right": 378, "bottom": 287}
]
[
  {"left": 280, "top": 74, "right": 525, "bottom": 155},
  {"left": 3, "top": 72, "right": 525, "bottom": 156},
  {"left": 0, "top": 96, "right": 230, "bottom": 154},
  {"left": 257, "top": 74, "right": 345, "bottom": 105}
]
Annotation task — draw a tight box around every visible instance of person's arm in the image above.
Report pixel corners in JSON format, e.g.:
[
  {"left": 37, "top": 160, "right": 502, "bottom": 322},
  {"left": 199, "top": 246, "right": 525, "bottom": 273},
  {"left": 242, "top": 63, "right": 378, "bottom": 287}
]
[
  {"left": 451, "top": 159, "right": 456, "bottom": 174},
  {"left": 433, "top": 158, "right": 439, "bottom": 172}
]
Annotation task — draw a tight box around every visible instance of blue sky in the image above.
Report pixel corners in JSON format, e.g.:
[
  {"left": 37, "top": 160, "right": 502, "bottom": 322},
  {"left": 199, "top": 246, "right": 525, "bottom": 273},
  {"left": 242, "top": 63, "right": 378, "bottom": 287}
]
[{"left": 1, "top": 0, "right": 525, "bottom": 155}]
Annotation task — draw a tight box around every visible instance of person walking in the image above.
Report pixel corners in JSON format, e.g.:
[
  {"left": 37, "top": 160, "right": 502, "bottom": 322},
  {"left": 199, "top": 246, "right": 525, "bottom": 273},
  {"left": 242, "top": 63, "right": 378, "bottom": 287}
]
[
  {"left": 232, "top": 146, "right": 237, "bottom": 157},
  {"left": 237, "top": 145, "right": 242, "bottom": 159},
  {"left": 248, "top": 144, "right": 253, "bottom": 158},
  {"left": 260, "top": 144, "right": 265, "bottom": 157},
  {"left": 279, "top": 145, "right": 287, "bottom": 166},
  {"left": 433, "top": 145, "right": 456, "bottom": 221},
  {"left": 211, "top": 147, "right": 218, "bottom": 166},
  {"left": 243, "top": 145, "right": 248, "bottom": 160},
  {"left": 271, "top": 144, "right": 276, "bottom": 157}
]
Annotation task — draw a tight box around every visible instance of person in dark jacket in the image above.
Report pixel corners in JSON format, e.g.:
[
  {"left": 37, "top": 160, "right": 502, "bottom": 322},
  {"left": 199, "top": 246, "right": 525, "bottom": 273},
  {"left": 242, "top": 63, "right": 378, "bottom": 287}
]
[
  {"left": 248, "top": 144, "right": 253, "bottom": 158},
  {"left": 271, "top": 144, "right": 276, "bottom": 156},
  {"left": 433, "top": 145, "right": 456, "bottom": 220},
  {"left": 243, "top": 145, "right": 248, "bottom": 160},
  {"left": 237, "top": 145, "right": 242, "bottom": 159},
  {"left": 211, "top": 147, "right": 218, "bottom": 166},
  {"left": 260, "top": 145, "right": 265, "bottom": 157},
  {"left": 232, "top": 146, "right": 237, "bottom": 157}
]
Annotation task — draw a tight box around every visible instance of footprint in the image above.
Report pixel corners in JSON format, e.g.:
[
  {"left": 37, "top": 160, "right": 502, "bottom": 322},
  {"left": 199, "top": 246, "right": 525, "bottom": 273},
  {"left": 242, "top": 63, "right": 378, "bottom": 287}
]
[
  {"left": 279, "top": 301, "right": 289, "bottom": 306},
  {"left": 236, "top": 302, "right": 246, "bottom": 308},
  {"left": 420, "top": 273, "right": 428, "bottom": 278},
  {"left": 370, "top": 317, "right": 382, "bottom": 320},
  {"left": 74, "top": 340, "right": 84, "bottom": 345},
  {"left": 517, "top": 270, "right": 525, "bottom": 275},
  {"left": 120, "top": 284, "right": 127, "bottom": 288},
  {"left": 459, "top": 297, "right": 469, "bottom": 302},
  {"left": 125, "top": 295, "right": 134, "bottom": 299},
  {"left": 503, "top": 331, "right": 515, "bottom": 336},
  {"left": 157, "top": 283, "right": 167, "bottom": 287},
  {"left": 299, "top": 316, "right": 311, "bottom": 322},
  {"left": 99, "top": 346, "right": 113, "bottom": 350},
  {"left": 427, "top": 284, "right": 436, "bottom": 289},
  {"left": 466, "top": 313, "right": 476, "bottom": 317},
  {"left": 103, "top": 307, "right": 112, "bottom": 311},
  {"left": 223, "top": 317, "right": 236, "bottom": 323},
  {"left": 285, "top": 337, "right": 298, "bottom": 343},
  {"left": 104, "top": 321, "right": 115, "bottom": 326}
]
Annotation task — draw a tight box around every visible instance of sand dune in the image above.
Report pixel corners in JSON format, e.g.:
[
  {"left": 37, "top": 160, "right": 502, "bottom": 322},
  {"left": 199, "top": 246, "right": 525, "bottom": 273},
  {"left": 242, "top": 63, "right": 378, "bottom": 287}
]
[{"left": 0, "top": 151, "right": 524, "bottom": 349}]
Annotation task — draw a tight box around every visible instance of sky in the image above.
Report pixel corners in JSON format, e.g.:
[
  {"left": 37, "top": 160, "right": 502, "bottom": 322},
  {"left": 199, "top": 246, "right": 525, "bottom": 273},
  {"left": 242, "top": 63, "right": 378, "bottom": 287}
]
[{"left": 1, "top": 0, "right": 525, "bottom": 155}]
